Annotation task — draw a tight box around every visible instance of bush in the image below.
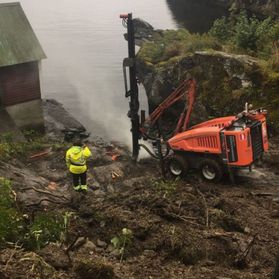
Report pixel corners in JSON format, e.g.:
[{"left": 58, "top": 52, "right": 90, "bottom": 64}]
[
  {"left": 0, "top": 177, "right": 69, "bottom": 250},
  {"left": 209, "top": 17, "right": 231, "bottom": 42},
  {"left": 233, "top": 12, "right": 260, "bottom": 50},
  {"left": 24, "top": 212, "right": 65, "bottom": 250},
  {"left": 111, "top": 228, "right": 133, "bottom": 262},
  {"left": 0, "top": 178, "right": 24, "bottom": 247},
  {"left": 208, "top": 11, "right": 279, "bottom": 58}
]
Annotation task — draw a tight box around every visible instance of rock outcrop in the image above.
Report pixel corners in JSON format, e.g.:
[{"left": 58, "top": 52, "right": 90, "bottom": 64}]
[{"left": 136, "top": 30, "right": 279, "bottom": 132}]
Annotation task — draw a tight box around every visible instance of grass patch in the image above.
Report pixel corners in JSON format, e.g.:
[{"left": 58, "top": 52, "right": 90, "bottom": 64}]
[
  {"left": 0, "top": 178, "right": 25, "bottom": 248},
  {"left": 0, "top": 132, "right": 45, "bottom": 161},
  {"left": 138, "top": 30, "right": 221, "bottom": 65},
  {"left": 0, "top": 177, "right": 71, "bottom": 250},
  {"left": 152, "top": 179, "right": 178, "bottom": 196}
]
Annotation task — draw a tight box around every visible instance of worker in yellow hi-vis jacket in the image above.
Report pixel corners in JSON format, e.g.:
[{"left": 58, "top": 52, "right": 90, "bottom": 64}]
[{"left": 66, "top": 140, "right": 92, "bottom": 192}]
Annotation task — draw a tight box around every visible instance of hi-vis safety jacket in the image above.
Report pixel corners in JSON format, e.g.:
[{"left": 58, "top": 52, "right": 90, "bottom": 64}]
[{"left": 66, "top": 146, "right": 92, "bottom": 174}]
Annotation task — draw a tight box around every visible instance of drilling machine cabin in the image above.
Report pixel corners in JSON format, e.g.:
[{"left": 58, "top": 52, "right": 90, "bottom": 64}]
[{"left": 120, "top": 13, "right": 269, "bottom": 182}]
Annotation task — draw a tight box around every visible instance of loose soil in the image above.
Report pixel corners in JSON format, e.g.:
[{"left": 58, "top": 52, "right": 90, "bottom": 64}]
[{"left": 0, "top": 136, "right": 279, "bottom": 279}]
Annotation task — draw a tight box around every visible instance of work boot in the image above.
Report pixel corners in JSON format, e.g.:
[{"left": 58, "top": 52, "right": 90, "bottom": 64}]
[
  {"left": 73, "top": 185, "right": 81, "bottom": 191},
  {"left": 80, "top": 185, "right": 88, "bottom": 192}
]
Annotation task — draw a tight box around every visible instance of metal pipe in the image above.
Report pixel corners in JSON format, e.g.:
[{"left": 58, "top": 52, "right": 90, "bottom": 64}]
[{"left": 123, "top": 13, "right": 140, "bottom": 161}]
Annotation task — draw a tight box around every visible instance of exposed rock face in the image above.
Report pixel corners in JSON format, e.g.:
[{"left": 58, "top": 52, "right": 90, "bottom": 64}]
[
  {"left": 137, "top": 41, "right": 279, "bottom": 132},
  {"left": 43, "top": 99, "right": 86, "bottom": 140}
]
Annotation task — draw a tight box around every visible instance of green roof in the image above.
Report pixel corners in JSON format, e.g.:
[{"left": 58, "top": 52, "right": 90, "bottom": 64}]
[{"left": 0, "top": 2, "right": 46, "bottom": 67}]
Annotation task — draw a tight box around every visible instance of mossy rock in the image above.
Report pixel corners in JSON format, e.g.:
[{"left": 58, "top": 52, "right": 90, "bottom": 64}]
[{"left": 74, "top": 259, "right": 114, "bottom": 279}]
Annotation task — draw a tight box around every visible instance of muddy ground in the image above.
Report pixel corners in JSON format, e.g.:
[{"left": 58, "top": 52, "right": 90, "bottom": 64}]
[
  {"left": 0, "top": 99, "right": 278, "bottom": 278},
  {"left": 0, "top": 133, "right": 279, "bottom": 279}
]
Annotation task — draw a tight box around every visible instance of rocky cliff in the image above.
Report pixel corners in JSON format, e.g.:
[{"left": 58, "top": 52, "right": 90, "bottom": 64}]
[{"left": 136, "top": 29, "right": 279, "bottom": 132}]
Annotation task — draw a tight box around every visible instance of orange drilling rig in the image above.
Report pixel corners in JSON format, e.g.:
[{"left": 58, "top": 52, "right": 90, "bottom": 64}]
[{"left": 120, "top": 13, "right": 268, "bottom": 182}]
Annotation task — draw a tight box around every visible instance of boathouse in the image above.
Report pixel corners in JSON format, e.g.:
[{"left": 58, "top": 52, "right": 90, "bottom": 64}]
[{"left": 0, "top": 2, "right": 46, "bottom": 132}]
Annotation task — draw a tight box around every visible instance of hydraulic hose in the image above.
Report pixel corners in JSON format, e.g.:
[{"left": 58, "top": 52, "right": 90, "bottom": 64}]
[
  {"left": 139, "top": 144, "right": 159, "bottom": 159},
  {"left": 139, "top": 143, "right": 170, "bottom": 159}
]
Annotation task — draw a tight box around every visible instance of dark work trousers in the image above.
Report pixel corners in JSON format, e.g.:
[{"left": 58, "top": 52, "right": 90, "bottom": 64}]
[{"left": 72, "top": 172, "right": 87, "bottom": 187}]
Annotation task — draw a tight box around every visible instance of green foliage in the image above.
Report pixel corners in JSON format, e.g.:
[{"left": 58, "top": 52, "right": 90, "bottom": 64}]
[
  {"left": 0, "top": 132, "right": 44, "bottom": 160},
  {"left": 209, "top": 11, "right": 279, "bottom": 58},
  {"left": 233, "top": 12, "right": 261, "bottom": 50},
  {"left": 25, "top": 212, "right": 65, "bottom": 250},
  {"left": 162, "top": 29, "right": 190, "bottom": 42},
  {"left": 0, "top": 177, "right": 71, "bottom": 250},
  {"left": 209, "top": 17, "right": 232, "bottom": 42},
  {"left": 60, "top": 211, "right": 75, "bottom": 243},
  {"left": 22, "top": 129, "right": 41, "bottom": 141},
  {"left": 138, "top": 29, "right": 221, "bottom": 64},
  {"left": 0, "top": 177, "right": 13, "bottom": 208},
  {"left": 0, "top": 178, "right": 24, "bottom": 247},
  {"left": 111, "top": 228, "right": 133, "bottom": 262},
  {"left": 153, "top": 179, "right": 178, "bottom": 196},
  {"left": 139, "top": 12, "right": 278, "bottom": 65},
  {"left": 183, "top": 34, "right": 221, "bottom": 54}
]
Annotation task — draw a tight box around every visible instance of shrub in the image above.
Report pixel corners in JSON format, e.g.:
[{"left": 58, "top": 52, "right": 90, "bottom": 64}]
[
  {"left": 0, "top": 177, "right": 70, "bottom": 250},
  {"left": 209, "top": 17, "right": 231, "bottom": 42},
  {"left": 0, "top": 178, "right": 24, "bottom": 247},
  {"left": 25, "top": 212, "right": 65, "bottom": 250},
  {"left": 233, "top": 12, "right": 260, "bottom": 50},
  {"left": 111, "top": 228, "right": 133, "bottom": 262},
  {"left": 209, "top": 10, "right": 279, "bottom": 58}
]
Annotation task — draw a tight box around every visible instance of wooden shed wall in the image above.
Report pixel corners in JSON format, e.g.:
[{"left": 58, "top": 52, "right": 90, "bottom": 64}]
[{"left": 0, "top": 61, "right": 41, "bottom": 107}]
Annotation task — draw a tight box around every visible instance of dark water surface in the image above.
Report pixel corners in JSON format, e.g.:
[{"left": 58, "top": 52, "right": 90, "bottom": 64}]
[
  {"left": 167, "top": 0, "right": 228, "bottom": 33},
  {"left": 1, "top": 0, "right": 177, "bottom": 142}
]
